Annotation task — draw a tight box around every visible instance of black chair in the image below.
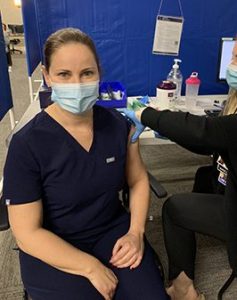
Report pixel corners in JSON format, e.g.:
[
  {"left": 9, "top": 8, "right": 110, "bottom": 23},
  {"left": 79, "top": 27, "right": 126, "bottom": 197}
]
[
  {"left": 218, "top": 272, "right": 236, "bottom": 300},
  {"left": 0, "top": 171, "right": 167, "bottom": 299},
  {"left": 0, "top": 197, "right": 9, "bottom": 231},
  {"left": 122, "top": 171, "right": 167, "bottom": 208},
  {"left": 148, "top": 171, "right": 167, "bottom": 198},
  {"left": 145, "top": 171, "right": 167, "bottom": 280},
  {"left": 8, "top": 24, "right": 24, "bottom": 35},
  {"left": 15, "top": 25, "right": 24, "bottom": 34},
  {"left": 9, "top": 38, "right": 23, "bottom": 54}
]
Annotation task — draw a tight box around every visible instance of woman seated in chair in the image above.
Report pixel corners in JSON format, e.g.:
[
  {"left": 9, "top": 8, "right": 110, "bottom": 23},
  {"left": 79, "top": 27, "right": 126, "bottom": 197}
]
[{"left": 2, "top": 28, "right": 168, "bottom": 300}]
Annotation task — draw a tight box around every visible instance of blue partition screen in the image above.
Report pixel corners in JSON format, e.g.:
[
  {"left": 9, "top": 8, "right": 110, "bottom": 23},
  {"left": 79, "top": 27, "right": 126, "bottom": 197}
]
[
  {"left": 21, "top": 0, "right": 237, "bottom": 95},
  {"left": 21, "top": 0, "right": 41, "bottom": 76},
  {"left": 0, "top": 13, "right": 13, "bottom": 121}
]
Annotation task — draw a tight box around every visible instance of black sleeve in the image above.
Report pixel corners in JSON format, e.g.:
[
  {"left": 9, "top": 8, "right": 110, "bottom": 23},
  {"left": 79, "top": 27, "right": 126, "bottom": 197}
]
[
  {"left": 110, "top": 108, "right": 132, "bottom": 138},
  {"left": 141, "top": 107, "right": 235, "bottom": 155},
  {"left": 2, "top": 133, "right": 42, "bottom": 205}
]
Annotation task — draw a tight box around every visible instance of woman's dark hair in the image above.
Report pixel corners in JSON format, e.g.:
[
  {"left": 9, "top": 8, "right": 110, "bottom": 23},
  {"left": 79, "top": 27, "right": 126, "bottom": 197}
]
[{"left": 44, "top": 28, "right": 101, "bottom": 74}]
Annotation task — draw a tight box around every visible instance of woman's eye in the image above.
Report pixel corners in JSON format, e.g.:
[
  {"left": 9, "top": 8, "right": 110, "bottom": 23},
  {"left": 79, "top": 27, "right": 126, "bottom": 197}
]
[
  {"left": 83, "top": 70, "right": 93, "bottom": 77},
  {"left": 58, "top": 72, "right": 69, "bottom": 78}
]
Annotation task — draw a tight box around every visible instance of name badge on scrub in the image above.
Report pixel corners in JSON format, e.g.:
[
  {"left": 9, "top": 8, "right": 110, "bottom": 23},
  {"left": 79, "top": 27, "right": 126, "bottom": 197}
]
[{"left": 106, "top": 157, "right": 115, "bottom": 163}]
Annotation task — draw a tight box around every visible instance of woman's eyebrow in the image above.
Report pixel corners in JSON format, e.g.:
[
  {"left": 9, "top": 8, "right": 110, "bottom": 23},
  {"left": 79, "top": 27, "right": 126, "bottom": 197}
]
[
  {"left": 81, "top": 67, "right": 96, "bottom": 71},
  {"left": 55, "top": 69, "right": 71, "bottom": 72}
]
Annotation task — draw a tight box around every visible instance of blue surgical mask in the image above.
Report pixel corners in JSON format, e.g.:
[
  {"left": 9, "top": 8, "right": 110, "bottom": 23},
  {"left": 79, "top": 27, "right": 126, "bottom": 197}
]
[
  {"left": 51, "top": 81, "right": 99, "bottom": 114},
  {"left": 226, "top": 64, "right": 237, "bottom": 90}
]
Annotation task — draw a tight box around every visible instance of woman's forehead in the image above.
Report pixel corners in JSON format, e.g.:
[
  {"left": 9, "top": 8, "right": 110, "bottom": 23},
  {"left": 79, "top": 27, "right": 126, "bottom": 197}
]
[{"left": 50, "top": 43, "right": 96, "bottom": 67}]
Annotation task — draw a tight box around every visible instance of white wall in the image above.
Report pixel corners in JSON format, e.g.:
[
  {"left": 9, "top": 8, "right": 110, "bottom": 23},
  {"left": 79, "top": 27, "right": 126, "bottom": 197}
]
[{"left": 0, "top": 0, "right": 23, "bottom": 25}]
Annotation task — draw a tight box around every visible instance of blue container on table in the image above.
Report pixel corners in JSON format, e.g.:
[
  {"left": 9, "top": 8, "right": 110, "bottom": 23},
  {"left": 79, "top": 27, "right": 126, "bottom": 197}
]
[{"left": 96, "top": 81, "right": 127, "bottom": 108}]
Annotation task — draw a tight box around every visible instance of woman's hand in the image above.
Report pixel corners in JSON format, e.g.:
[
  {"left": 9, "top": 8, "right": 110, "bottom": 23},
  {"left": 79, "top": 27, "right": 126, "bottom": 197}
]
[
  {"left": 87, "top": 259, "right": 118, "bottom": 300},
  {"left": 110, "top": 231, "right": 144, "bottom": 269}
]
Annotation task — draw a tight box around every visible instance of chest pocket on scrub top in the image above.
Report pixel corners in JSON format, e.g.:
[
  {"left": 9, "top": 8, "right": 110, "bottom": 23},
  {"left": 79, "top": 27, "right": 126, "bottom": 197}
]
[{"left": 97, "top": 153, "right": 126, "bottom": 190}]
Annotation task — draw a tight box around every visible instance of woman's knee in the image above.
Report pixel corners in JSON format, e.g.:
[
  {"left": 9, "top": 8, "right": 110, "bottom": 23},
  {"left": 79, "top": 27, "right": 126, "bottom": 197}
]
[{"left": 163, "top": 195, "right": 183, "bottom": 218}]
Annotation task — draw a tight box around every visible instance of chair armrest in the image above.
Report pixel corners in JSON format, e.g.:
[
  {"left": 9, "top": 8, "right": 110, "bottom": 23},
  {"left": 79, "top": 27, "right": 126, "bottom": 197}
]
[
  {"left": 0, "top": 178, "right": 10, "bottom": 231},
  {"left": 148, "top": 171, "right": 167, "bottom": 198},
  {"left": 0, "top": 200, "right": 9, "bottom": 231}
]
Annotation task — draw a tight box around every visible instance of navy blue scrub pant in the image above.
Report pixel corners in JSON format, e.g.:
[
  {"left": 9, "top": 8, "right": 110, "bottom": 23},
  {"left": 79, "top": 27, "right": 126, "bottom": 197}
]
[
  {"left": 19, "top": 218, "right": 168, "bottom": 300},
  {"left": 162, "top": 193, "right": 226, "bottom": 281}
]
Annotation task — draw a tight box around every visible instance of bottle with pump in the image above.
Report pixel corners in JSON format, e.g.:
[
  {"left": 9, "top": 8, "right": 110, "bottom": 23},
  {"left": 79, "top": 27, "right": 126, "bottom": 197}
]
[{"left": 167, "top": 59, "right": 183, "bottom": 104}]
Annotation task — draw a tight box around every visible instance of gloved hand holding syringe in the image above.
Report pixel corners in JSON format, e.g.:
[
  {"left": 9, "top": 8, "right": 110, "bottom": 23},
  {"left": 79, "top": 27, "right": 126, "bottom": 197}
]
[{"left": 119, "top": 95, "right": 164, "bottom": 143}]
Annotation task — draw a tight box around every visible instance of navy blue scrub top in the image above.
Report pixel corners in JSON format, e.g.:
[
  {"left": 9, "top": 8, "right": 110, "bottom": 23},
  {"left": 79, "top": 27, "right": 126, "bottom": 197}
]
[{"left": 3, "top": 105, "right": 131, "bottom": 245}]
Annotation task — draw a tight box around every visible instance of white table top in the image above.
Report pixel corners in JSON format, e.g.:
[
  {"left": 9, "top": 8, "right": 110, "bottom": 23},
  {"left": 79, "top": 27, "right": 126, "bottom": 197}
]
[
  {"left": 130, "top": 95, "right": 227, "bottom": 145},
  {"left": 6, "top": 94, "right": 228, "bottom": 146}
]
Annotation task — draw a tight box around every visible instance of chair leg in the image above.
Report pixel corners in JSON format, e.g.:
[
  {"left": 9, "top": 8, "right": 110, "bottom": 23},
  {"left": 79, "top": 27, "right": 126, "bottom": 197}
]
[{"left": 217, "top": 271, "right": 235, "bottom": 300}]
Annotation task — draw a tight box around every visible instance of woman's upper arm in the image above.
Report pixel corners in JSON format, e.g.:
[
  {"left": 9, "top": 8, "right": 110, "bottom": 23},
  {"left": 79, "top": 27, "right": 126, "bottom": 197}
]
[
  {"left": 125, "top": 130, "right": 148, "bottom": 187},
  {"left": 8, "top": 200, "right": 43, "bottom": 243}
]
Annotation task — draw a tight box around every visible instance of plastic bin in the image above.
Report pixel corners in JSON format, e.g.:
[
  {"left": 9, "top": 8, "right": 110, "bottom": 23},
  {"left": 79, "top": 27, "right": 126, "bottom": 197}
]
[{"left": 97, "top": 81, "right": 127, "bottom": 108}]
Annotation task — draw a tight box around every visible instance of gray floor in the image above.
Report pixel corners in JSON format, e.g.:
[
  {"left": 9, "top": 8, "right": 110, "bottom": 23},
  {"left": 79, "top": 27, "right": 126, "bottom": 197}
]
[{"left": 0, "top": 53, "right": 237, "bottom": 300}]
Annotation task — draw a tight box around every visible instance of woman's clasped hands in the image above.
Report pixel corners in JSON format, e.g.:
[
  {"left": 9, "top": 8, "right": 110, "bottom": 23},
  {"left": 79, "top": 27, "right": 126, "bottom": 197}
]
[
  {"left": 110, "top": 231, "right": 144, "bottom": 269},
  {"left": 87, "top": 231, "right": 144, "bottom": 300}
]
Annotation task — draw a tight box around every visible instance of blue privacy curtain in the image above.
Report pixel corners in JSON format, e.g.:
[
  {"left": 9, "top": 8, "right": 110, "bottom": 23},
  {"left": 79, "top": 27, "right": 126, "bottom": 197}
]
[
  {"left": 0, "top": 12, "right": 13, "bottom": 121},
  {"left": 21, "top": 0, "right": 237, "bottom": 96}
]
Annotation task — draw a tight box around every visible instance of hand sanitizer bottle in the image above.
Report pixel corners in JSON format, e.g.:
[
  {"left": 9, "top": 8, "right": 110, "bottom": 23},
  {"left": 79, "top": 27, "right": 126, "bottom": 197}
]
[{"left": 167, "top": 59, "right": 183, "bottom": 104}]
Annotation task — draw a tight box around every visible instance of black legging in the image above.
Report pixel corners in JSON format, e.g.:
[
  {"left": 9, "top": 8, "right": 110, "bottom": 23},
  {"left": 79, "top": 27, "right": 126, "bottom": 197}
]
[{"left": 162, "top": 193, "right": 227, "bottom": 280}]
